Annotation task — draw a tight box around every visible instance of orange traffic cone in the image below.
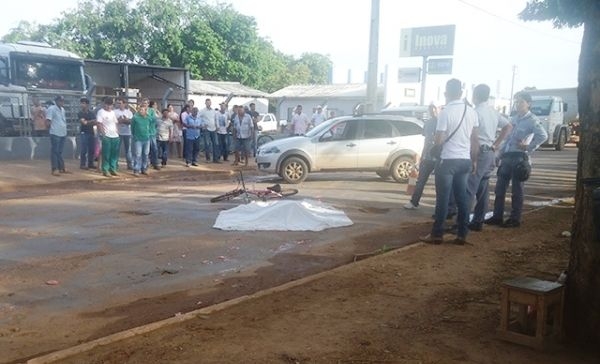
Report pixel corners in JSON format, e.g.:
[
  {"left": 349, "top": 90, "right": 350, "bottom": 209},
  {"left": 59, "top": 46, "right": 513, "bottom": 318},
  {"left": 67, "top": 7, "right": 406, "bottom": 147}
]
[{"left": 406, "top": 167, "right": 418, "bottom": 195}]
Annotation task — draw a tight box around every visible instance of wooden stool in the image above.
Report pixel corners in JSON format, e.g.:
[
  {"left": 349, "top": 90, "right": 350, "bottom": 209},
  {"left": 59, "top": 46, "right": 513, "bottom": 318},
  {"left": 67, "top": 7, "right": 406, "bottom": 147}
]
[{"left": 498, "top": 277, "right": 564, "bottom": 350}]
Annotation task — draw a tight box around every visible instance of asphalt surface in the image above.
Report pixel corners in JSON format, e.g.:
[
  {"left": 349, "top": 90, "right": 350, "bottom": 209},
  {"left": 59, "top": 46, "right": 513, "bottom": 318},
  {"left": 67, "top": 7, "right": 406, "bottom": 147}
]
[{"left": 0, "top": 146, "right": 578, "bottom": 363}]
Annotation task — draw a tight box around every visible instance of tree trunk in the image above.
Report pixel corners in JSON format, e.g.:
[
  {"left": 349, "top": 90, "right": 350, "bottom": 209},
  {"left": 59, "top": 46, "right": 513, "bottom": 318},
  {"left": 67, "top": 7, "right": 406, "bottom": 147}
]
[{"left": 566, "top": 7, "right": 600, "bottom": 347}]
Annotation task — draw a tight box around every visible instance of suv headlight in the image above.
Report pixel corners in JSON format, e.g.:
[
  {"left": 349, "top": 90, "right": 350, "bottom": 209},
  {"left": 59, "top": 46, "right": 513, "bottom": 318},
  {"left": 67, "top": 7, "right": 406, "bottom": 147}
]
[{"left": 259, "top": 146, "right": 280, "bottom": 155}]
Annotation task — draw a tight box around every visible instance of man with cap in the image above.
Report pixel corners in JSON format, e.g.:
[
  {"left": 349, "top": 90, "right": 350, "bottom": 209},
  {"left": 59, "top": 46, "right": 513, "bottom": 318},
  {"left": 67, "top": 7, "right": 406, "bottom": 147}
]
[
  {"left": 311, "top": 105, "right": 327, "bottom": 127},
  {"left": 485, "top": 91, "right": 548, "bottom": 228},
  {"left": 46, "top": 95, "right": 69, "bottom": 176}
]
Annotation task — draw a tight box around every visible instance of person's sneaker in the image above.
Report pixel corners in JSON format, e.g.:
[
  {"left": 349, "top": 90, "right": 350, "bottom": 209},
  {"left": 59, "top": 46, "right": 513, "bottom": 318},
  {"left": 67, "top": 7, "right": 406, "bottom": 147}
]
[
  {"left": 110, "top": 171, "right": 118, "bottom": 176},
  {"left": 468, "top": 222, "right": 483, "bottom": 231},
  {"left": 185, "top": 163, "right": 190, "bottom": 167},
  {"left": 431, "top": 212, "right": 456, "bottom": 220},
  {"left": 404, "top": 202, "right": 418, "bottom": 210},
  {"left": 191, "top": 163, "right": 199, "bottom": 166},
  {"left": 51, "top": 170, "right": 60, "bottom": 176},
  {"left": 419, "top": 234, "right": 443, "bottom": 245},
  {"left": 502, "top": 219, "right": 521, "bottom": 228},
  {"left": 445, "top": 224, "right": 458, "bottom": 234},
  {"left": 102, "top": 172, "right": 111, "bottom": 178},
  {"left": 452, "top": 238, "right": 467, "bottom": 245},
  {"left": 484, "top": 216, "right": 503, "bottom": 225},
  {"left": 141, "top": 170, "right": 148, "bottom": 175},
  {"left": 133, "top": 172, "right": 140, "bottom": 177},
  {"left": 60, "top": 169, "right": 72, "bottom": 174}
]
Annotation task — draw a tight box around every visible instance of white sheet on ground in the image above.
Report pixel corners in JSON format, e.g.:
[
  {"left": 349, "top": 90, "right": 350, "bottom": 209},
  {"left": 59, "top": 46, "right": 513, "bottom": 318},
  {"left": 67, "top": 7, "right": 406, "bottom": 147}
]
[{"left": 213, "top": 199, "right": 353, "bottom": 231}]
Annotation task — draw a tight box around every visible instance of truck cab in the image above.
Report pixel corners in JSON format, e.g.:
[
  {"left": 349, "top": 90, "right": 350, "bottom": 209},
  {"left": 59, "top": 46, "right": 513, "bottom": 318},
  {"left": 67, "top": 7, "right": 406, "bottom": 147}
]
[
  {"left": 0, "top": 41, "right": 87, "bottom": 136},
  {"left": 528, "top": 96, "right": 570, "bottom": 150}
]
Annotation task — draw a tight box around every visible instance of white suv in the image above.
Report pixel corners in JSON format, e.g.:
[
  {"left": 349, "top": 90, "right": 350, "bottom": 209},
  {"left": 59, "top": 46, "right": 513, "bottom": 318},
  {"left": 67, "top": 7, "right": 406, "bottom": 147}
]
[{"left": 256, "top": 114, "right": 424, "bottom": 184}]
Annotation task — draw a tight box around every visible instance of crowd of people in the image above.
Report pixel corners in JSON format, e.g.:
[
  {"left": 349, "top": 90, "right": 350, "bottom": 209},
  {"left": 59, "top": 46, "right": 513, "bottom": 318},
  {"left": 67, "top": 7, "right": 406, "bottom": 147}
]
[
  {"left": 40, "top": 95, "right": 338, "bottom": 178},
  {"left": 42, "top": 96, "right": 266, "bottom": 177},
  {"left": 406, "top": 78, "right": 548, "bottom": 245}
]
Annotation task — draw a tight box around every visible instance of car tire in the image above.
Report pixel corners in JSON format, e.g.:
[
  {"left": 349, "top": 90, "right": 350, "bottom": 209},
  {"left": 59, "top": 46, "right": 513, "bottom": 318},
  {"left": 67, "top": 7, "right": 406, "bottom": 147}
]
[
  {"left": 555, "top": 129, "right": 566, "bottom": 151},
  {"left": 280, "top": 157, "right": 308, "bottom": 184},
  {"left": 391, "top": 156, "right": 415, "bottom": 183},
  {"left": 376, "top": 170, "right": 391, "bottom": 179}
]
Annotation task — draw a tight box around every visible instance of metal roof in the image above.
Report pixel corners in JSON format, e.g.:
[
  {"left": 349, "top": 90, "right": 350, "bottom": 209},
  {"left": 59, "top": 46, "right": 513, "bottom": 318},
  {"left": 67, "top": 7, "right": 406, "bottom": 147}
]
[
  {"left": 0, "top": 42, "right": 83, "bottom": 60},
  {"left": 269, "top": 84, "right": 384, "bottom": 98},
  {"left": 85, "top": 59, "right": 187, "bottom": 72},
  {"left": 188, "top": 80, "right": 269, "bottom": 98}
]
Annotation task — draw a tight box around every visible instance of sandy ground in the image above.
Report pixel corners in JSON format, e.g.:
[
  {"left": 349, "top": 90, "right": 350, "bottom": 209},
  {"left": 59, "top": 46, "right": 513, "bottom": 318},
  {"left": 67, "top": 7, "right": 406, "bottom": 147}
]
[{"left": 49, "top": 203, "right": 598, "bottom": 364}]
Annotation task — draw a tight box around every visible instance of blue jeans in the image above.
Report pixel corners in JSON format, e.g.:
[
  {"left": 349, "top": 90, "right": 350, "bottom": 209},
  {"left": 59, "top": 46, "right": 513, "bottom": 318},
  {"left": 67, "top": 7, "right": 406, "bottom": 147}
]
[
  {"left": 149, "top": 136, "right": 158, "bottom": 167},
  {"left": 119, "top": 135, "right": 133, "bottom": 169},
  {"left": 79, "top": 132, "right": 96, "bottom": 168},
  {"left": 411, "top": 159, "right": 436, "bottom": 207},
  {"left": 218, "top": 133, "right": 229, "bottom": 160},
  {"left": 50, "top": 134, "right": 66, "bottom": 172},
  {"left": 133, "top": 139, "right": 150, "bottom": 173},
  {"left": 203, "top": 130, "right": 218, "bottom": 161},
  {"left": 432, "top": 159, "right": 472, "bottom": 239},
  {"left": 185, "top": 137, "right": 200, "bottom": 164},
  {"left": 467, "top": 149, "right": 496, "bottom": 223},
  {"left": 157, "top": 140, "right": 169, "bottom": 165},
  {"left": 493, "top": 154, "right": 526, "bottom": 222}
]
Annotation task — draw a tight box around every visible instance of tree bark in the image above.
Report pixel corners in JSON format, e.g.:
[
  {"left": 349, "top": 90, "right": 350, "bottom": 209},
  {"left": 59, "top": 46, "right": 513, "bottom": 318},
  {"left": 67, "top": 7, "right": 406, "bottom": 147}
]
[{"left": 566, "top": 7, "right": 600, "bottom": 347}]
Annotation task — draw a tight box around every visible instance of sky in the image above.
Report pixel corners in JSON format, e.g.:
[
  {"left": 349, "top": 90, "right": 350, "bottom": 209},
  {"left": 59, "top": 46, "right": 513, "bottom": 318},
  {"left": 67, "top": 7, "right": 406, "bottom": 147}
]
[{"left": 0, "top": 0, "right": 583, "bottom": 104}]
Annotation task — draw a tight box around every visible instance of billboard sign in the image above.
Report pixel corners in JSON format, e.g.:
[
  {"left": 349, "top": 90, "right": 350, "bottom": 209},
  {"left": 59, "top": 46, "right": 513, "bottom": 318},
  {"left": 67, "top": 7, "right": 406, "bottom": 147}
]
[
  {"left": 427, "top": 58, "right": 453, "bottom": 74},
  {"left": 400, "top": 25, "right": 456, "bottom": 57},
  {"left": 398, "top": 67, "right": 422, "bottom": 83}
]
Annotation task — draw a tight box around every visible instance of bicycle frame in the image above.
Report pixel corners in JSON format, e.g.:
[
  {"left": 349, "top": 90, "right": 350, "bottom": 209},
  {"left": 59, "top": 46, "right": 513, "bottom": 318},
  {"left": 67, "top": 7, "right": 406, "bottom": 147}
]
[{"left": 210, "top": 170, "right": 298, "bottom": 203}]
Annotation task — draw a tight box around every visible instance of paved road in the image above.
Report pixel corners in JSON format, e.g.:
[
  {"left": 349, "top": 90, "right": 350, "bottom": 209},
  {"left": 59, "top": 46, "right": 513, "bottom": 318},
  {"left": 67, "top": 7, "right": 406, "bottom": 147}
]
[{"left": 0, "top": 147, "right": 577, "bottom": 362}]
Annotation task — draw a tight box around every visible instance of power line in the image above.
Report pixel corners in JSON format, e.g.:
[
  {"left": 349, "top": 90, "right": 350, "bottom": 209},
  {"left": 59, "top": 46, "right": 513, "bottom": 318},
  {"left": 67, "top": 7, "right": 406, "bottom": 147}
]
[{"left": 455, "top": 0, "right": 581, "bottom": 45}]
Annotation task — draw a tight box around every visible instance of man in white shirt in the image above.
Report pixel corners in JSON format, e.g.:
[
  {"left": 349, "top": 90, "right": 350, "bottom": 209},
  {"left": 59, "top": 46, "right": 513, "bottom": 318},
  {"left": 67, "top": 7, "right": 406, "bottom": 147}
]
[
  {"left": 115, "top": 97, "right": 134, "bottom": 170},
  {"left": 216, "top": 102, "right": 230, "bottom": 161},
  {"left": 467, "top": 84, "right": 512, "bottom": 232},
  {"left": 290, "top": 105, "right": 310, "bottom": 135},
  {"left": 199, "top": 98, "right": 219, "bottom": 163},
  {"left": 311, "top": 105, "right": 327, "bottom": 127},
  {"left": 96, "top": 97, "right": 121, "bottom": 177},
  {"left": 422, "top": 79, "right": 479, "bottom": 245},
  {"left": 46, "top": 95, "right": 68, "bottom": 176}
]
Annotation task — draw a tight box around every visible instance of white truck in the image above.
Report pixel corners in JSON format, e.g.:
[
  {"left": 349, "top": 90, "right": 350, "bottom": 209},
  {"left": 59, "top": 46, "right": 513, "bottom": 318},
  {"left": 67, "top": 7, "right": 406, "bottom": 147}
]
[
  {"left": 0, "top": 41, "right": 90, "bottom": 137},
  {"left": 523, "top": 88, "right": 577, "bottom": 150}
]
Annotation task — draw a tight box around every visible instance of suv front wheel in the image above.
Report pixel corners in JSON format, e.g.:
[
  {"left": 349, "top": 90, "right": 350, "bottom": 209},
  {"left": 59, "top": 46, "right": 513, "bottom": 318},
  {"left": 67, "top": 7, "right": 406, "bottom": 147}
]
[
  {"left": 391, "top": 156, "right": 415, "bottom": 183},
  {"left": 281, "top": 157, "right": 308, "bottom": 184}
]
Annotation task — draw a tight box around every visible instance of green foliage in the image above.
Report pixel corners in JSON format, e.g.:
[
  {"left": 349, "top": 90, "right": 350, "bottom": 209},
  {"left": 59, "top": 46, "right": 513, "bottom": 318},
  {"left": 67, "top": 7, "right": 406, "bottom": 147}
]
[
  {"left": 0, "top": 0, "right": 332, "bottom": 93},
  {"left": 519, "top": 0, "right": 598, "bottom": 27}
]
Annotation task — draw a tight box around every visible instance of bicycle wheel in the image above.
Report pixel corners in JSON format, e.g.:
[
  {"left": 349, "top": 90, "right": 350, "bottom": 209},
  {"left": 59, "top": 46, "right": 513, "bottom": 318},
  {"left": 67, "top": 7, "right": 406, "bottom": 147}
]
[
  {"left": 210, "top": 189, "right": 244, "bottom": 203},
  {"left": 279, "top": 189, "right": 298, "bottom": 198}
]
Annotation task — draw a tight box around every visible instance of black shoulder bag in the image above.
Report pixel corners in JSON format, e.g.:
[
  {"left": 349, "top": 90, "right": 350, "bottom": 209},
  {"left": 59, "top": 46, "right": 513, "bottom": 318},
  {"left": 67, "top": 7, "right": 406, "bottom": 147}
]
[{"left": 429, "top": 102, "right": 468, "bottom": 162}]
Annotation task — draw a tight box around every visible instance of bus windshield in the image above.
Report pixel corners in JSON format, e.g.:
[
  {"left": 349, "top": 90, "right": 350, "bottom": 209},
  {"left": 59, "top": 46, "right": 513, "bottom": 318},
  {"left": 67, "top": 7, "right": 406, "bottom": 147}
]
[{"left": 12, "top": 56, "right": 84, "bottom": 91}]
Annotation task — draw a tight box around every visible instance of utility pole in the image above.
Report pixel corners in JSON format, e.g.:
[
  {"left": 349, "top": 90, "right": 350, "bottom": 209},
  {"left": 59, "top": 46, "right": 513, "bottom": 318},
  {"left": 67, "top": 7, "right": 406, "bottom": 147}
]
[
  {"left": 509, "top": 65, "right": 517, "bottom": 110},
  {"left": 420, "top": 56, "right": 428, "bottom": 105},
  {"left": 366, "top": 0, "right": 380, "bottom": 113}
]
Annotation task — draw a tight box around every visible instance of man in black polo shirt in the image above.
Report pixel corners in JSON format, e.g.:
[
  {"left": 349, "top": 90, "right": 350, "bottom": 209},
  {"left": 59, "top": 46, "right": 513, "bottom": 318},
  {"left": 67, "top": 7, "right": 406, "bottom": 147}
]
[{"left": 78, "top": 97, "right": 97, "bottom": 169}]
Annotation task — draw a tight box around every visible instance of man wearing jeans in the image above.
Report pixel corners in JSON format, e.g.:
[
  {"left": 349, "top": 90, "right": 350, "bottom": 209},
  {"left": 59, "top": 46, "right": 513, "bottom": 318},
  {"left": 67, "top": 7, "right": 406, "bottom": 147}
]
[
  {"left": 78, "top": 97, "right": 96, "bottom": 170},
  {"left": 199, "top": 98, "right": 219, "bottom": 163},
  {"left": 46, "top": 95, "right": 68, "bottom": 176},
  {"left": 421, "top": 79, "right": 479, "bottom": 245},
  {"left": 467, "top": 84, "right": 512, "bottom": 231},
  {"left": 115, "top": 97, "right": 133, "bottom": 170},
  {"left": 485, "top": 91, "right": 548, "bottom": 228}
]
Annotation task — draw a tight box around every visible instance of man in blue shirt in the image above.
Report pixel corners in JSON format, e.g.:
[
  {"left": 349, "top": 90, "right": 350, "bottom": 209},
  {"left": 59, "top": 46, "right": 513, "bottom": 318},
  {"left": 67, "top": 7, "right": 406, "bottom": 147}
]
[
  {"left": 183, "top": 107, "right": 202, "bottom": 167},
  {"left": 485, "top": 91, "right": 548, "bottom": 228}
]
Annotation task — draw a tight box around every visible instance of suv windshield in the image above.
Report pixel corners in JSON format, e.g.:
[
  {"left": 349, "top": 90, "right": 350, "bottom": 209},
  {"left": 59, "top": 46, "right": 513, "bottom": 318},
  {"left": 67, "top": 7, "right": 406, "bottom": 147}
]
[
  {"left": 306, "top": 118, "right": 336, "bottom": 137},
  {"left": 12, "top": 56, "right": 85, "bottom": 91}
]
